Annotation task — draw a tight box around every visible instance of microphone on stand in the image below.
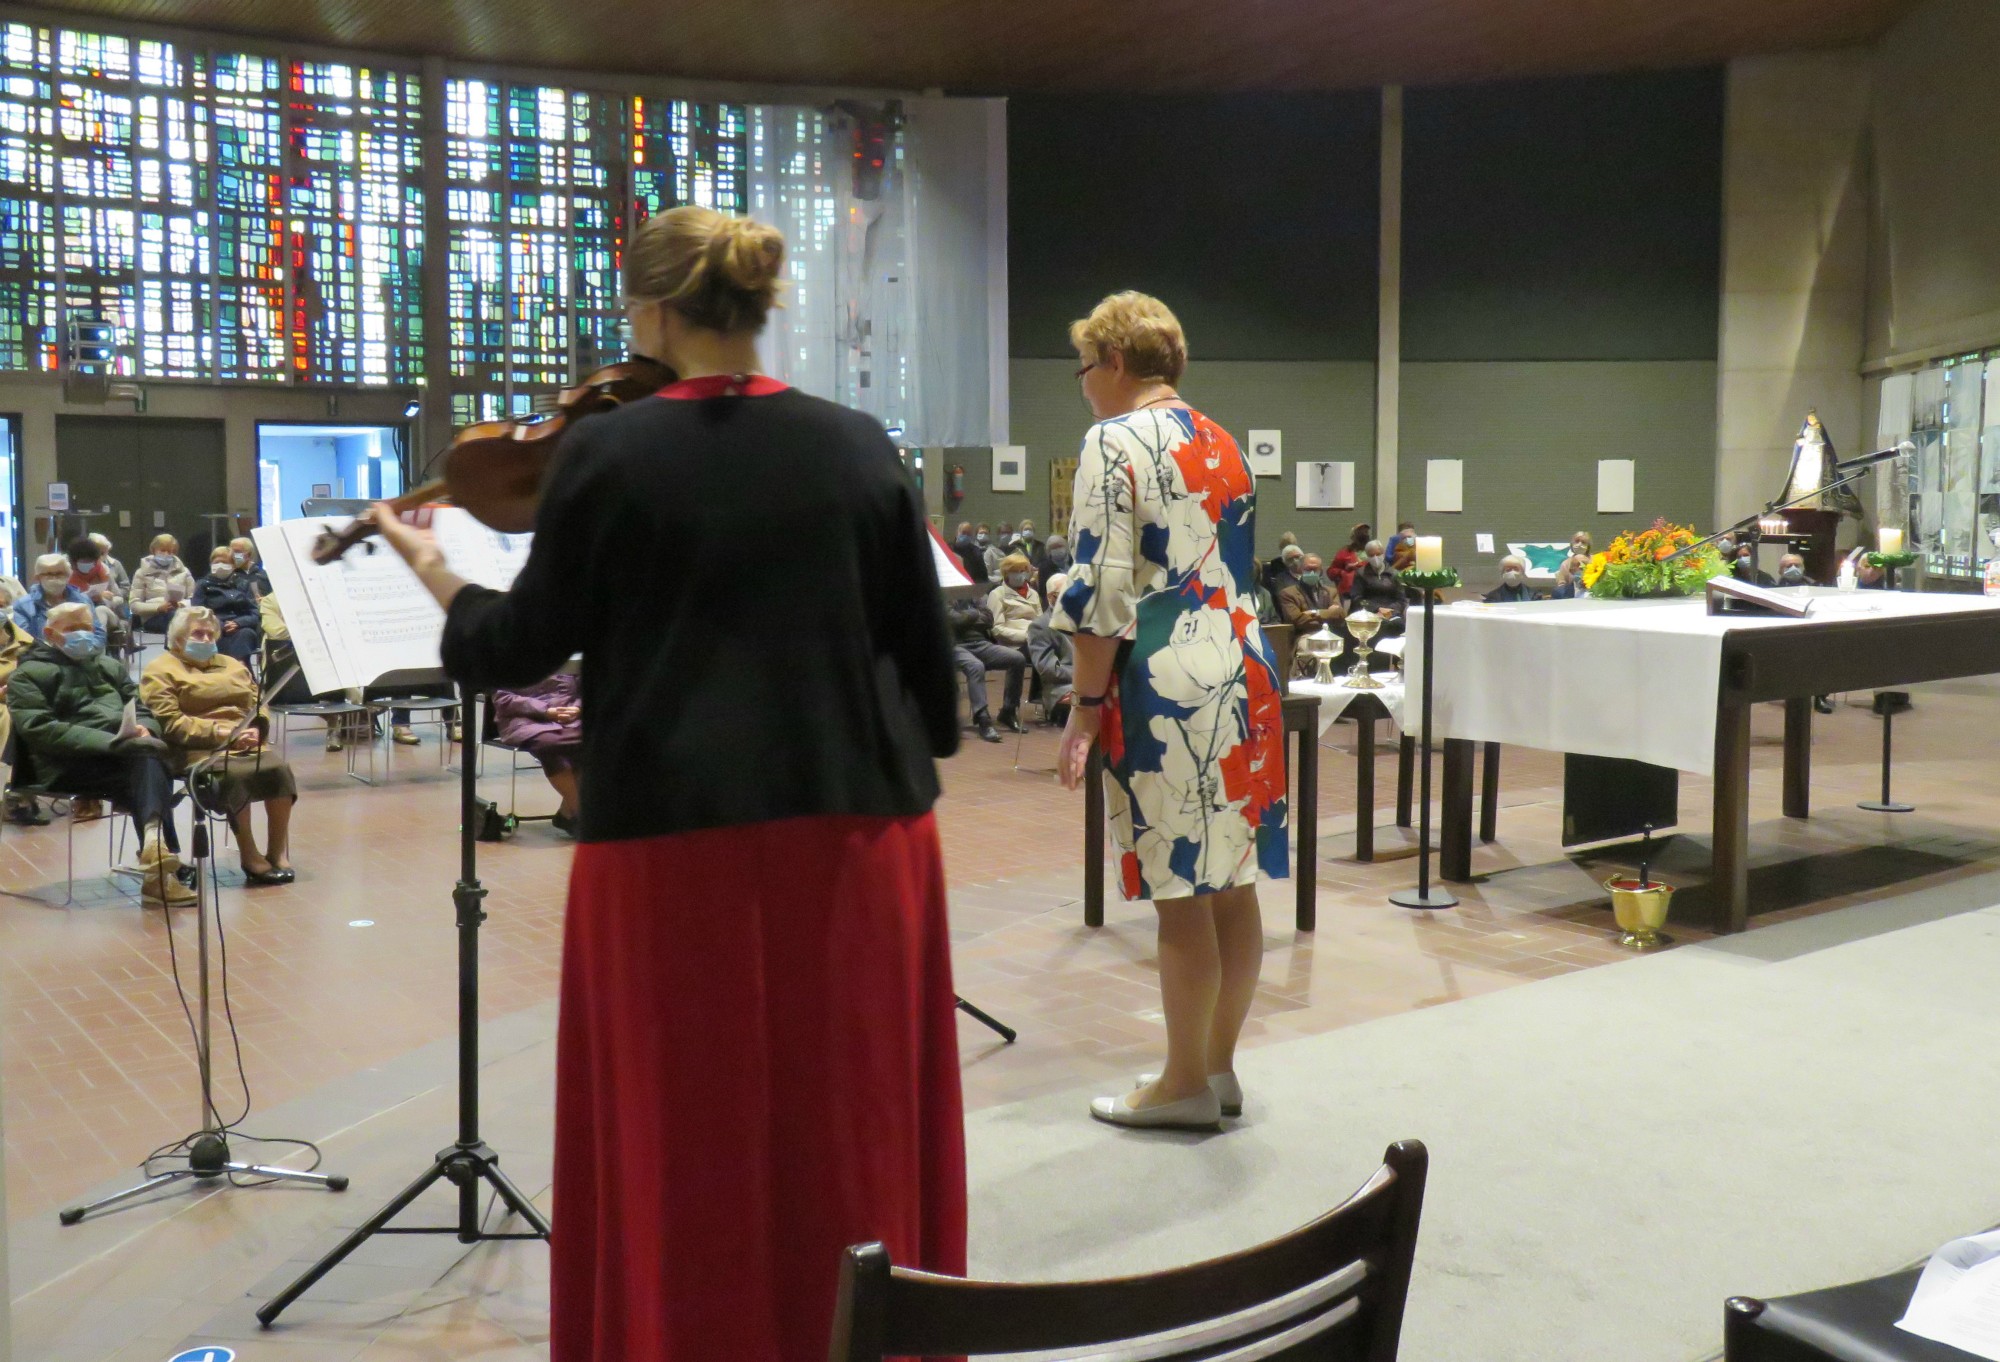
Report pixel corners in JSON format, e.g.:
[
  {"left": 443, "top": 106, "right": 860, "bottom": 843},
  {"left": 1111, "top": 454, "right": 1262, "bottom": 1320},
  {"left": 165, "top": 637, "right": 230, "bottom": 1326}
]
[{"left": 1833, "top": 439, "right": 1917, "bottom": 473}]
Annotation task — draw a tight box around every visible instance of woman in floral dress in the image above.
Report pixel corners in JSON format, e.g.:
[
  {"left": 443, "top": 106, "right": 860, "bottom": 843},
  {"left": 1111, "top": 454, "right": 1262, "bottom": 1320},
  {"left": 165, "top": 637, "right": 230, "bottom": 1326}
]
[{"left": 1053, "top": 292, "right": 1289, "bottom": 1132}]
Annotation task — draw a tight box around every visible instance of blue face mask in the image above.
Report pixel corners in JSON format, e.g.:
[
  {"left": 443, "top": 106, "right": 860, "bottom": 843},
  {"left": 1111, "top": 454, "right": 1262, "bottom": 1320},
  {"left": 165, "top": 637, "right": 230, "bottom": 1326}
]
[
  {"left": 60, "top": 632, "right": 102, "bottom": 661},
  {"left": 183, "top": 639, "right": 218, "bottom": 663}
]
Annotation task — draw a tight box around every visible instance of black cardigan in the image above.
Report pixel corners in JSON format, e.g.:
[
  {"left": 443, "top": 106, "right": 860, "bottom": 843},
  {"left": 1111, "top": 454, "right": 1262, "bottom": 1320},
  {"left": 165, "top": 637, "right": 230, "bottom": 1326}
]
[{"left": 441, "top": 384, "right": 960, "bottom": 844}]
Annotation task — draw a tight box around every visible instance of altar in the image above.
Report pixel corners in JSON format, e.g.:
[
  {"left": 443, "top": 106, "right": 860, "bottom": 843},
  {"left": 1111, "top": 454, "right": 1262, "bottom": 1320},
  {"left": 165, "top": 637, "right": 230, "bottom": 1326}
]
[{"left": 1403, "top": 590, "right": 2000, "bottom": 932}]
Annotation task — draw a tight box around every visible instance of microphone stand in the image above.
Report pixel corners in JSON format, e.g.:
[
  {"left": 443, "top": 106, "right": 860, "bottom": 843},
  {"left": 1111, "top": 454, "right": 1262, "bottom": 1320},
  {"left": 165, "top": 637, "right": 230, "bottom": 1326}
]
[
  {"left": 259, "top": 683, "right": 550, "bottom": 1327},
  {"left": 60, "top": 661, "right": 351, "bottom": 1224},
  {"left": 1662, "top": 460, "right": 1888, "bottom": 568}
]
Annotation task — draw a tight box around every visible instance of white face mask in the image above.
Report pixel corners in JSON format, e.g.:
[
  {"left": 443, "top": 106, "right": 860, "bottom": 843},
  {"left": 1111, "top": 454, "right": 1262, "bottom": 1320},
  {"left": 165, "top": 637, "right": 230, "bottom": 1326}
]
[
  {"left": 1501, "top": 569, "right": 1524, "bottom": 587},
  {"left": 151, "top": 554, "right": 175, "bottom": 569},
  {"left": 211, "top": 564, "right": 233, "bottom": 579},
  {"left": 39, "top": 577, "right": 66, "bottom": 596},
  {"left": 1368, "top": 555, "right": 1386, "bottom": 570}
]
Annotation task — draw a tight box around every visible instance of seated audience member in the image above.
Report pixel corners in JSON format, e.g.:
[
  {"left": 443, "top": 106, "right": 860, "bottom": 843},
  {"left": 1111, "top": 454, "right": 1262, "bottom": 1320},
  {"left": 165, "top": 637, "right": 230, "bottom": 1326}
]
[
  {"left": 1026, "top": 572, "right": 1075, "bottom": 724},
  {"left": 1552, "top": 548, "right": 1592, "bottom": 600},
  {"left": 1010, "top": 518, "right": 1043, "bottom": 560},
  {"left": 0, "top": 582, "right": 48, "bottom": 825},
  {"left": 229, "top": 537, "right": 272, "bottom": 598},
  {"left": 948, "top": 595, "right": 1025, "bottom": 742},
  {"left": 141, "top": 607, "right": 298, "bottom": 885},
  {"left": 1776, "top": 553, "right": 1814, "bottom": 587},
  {"left": 984, "top": 523, "right": 1014, "bottom": 580},
  {"left": 1733, "top": 543, "right": 1774, "bottom": 585},
  {"left": 9, "top": 602, "right": 193, "bottom": 906},
  {"left": 1329, "top": 522, "right": 1371, "bottom": 596},
  {"left": 131, "top": 535, "right": 197, "bottom": 638},
  {"left": 1485, "top": 554, "right": 1537, "bottom": 603},
  {"left": 68, "top": 536, "right": 127, "bottom": 649},
  {"left": 494, "top": 674, "right": 583, "bottom": 837},
  {"left": 1270, "top": 543, "right": 1307, "bottom": 600},
  {"left": 88, "top": 533, "right": 131, "bottom": 603},
  {"left": 1249, "top": 578, "right": 1282, "bottom": 626},
  {"left": 1387, "top": 521, "right": 1419, "bottom": 571},
  {"left": 1569, "top": 530, "right": 1593, "bottom": 561},
  {"left": 1034, "top": 532, "right": 1073, "bottom": 590},
  {"left": 15, "top": 555, "right": 105, "bottom": 646},
  {"left": 1262, "top": 530, "right": 1300, "bottom": 595},
  {"left": 986, "top": 553, "right": 1042, "bottom": 651},
  {"left": 1277, "top": 553, "right": 1345, "bottom": 633},
  {"left": 1348, "top": 539, "right": 1408, "bottom": 630},
  {"left": 194, "top": 545, "right": 260, "bottom": 663},
  {"left": 952, "top": 522, "right": 987, "bottom": 584}
]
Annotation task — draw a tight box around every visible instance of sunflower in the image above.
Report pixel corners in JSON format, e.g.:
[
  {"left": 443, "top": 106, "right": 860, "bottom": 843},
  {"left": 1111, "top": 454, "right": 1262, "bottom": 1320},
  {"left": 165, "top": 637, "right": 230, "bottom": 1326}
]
[{"left": 1582, "top": 552, "right": 1608, "bottom": 588}]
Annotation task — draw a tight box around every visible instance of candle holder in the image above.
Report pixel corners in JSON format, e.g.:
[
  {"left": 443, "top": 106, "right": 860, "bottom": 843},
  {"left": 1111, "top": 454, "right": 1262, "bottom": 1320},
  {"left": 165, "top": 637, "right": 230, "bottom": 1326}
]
[{"left": 1390, "top": 568, "right": 1460, "bottom": 911}]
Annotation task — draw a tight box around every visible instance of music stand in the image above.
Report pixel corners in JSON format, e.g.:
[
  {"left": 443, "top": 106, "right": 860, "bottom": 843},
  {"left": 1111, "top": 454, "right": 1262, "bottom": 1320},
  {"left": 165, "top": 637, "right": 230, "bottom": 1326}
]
[{"left": 258, "top": 685, "right": 549, "bottom": 1326}]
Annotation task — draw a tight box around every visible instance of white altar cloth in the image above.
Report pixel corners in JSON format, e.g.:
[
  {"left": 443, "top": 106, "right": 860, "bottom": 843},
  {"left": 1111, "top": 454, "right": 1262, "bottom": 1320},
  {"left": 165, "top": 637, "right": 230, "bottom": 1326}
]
[
  {"left": 1402, "top": 590, "right": 2000, "bottom": 777},
  {"left": 1289, "top": 676, "right": 1407, "bottom": 736}
]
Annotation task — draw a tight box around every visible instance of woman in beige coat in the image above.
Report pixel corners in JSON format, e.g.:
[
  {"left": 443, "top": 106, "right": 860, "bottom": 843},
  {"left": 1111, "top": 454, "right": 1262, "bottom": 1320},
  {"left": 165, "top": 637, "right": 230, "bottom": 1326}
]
[
  {"left": 129, "top": 534, "right": 198, "bottom": 639},
  {"left": 985, "top": 552, "right": 1043, "bottom": 649},
  {"left": 139, "top": 607, "right": 299, "bottom": 885}
]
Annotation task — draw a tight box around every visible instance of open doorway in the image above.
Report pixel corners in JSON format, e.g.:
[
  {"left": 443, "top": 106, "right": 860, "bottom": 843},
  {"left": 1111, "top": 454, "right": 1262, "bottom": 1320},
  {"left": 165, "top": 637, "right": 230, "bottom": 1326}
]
[
  {"left": 256, "top": 423, "right": 408, "bottom": 524},
  {"left": 0, "top": 414, "right": 20, "bottom": 581}
]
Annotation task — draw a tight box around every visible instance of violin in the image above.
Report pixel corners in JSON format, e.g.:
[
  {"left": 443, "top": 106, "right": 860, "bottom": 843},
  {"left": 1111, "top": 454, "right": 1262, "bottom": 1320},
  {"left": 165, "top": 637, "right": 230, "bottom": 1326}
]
[{"left": 311, "top": 357, "right": 676, "bottom": 565}]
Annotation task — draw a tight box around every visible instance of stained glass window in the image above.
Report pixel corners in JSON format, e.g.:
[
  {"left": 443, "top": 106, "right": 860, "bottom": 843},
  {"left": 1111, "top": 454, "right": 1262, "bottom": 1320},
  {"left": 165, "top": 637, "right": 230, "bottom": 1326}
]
[{"left": 0, "top": 19, "right": 422, "bottom": 385}]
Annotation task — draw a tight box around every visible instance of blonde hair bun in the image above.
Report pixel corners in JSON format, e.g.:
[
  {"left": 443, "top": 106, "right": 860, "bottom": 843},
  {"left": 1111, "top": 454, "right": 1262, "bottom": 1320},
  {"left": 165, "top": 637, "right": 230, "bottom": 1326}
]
[{"left": 627, "top": 206, "right": 787, "bottom": 335}]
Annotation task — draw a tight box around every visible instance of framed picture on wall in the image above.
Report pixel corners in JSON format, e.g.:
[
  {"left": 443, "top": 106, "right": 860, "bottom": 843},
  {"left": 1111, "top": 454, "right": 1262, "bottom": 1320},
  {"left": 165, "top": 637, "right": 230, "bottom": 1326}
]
[
  {"left": 1246, "top": 429, "right": 1282, "bottom": 478},
  {"left": 992, "top": 444, "right": 1027, "bottom": 492},
  {"left": 1295, "top": 461, "right": 1354, "bottom": 509}
]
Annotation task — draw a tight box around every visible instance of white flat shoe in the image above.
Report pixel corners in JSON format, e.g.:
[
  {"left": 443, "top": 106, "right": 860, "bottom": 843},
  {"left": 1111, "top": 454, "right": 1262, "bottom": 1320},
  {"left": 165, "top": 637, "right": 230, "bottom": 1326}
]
[
  {"left": 1138, "top": 1071, "right": 1243, "bottom": 1117},
  {"left": 1090, "top": 1087, "right": 1222, "bottom": 1131}
]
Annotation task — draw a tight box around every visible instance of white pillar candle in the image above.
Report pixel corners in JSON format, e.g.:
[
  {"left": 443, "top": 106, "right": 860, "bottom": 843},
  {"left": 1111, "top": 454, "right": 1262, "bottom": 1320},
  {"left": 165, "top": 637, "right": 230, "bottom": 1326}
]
[
  {"left": 1414, "top": 536, "right": 1444, "bottom": 572},
  {"left": 1837, "top": 559, "right": 1858, "bottom": 591},
  {"left": 1879, "top": 526, "right": 1904, "bottom": 554}
]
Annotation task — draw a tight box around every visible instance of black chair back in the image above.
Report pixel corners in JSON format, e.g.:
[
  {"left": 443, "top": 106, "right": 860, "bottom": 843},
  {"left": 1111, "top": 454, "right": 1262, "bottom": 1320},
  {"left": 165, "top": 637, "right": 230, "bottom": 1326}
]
[{"left": 829, "top": 1140, "right": 1427, "bottom": 1362}]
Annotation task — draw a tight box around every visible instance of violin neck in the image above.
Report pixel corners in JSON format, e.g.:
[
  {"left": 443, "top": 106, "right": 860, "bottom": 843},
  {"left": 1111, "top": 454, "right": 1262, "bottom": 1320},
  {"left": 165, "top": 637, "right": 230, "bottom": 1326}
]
[{"left": 383, "top": 479, "right": 448, "bottom": 515}]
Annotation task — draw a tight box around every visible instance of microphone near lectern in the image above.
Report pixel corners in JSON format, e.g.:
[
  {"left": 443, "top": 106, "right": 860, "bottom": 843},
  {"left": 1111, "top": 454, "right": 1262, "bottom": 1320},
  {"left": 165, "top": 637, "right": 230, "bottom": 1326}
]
[{"left": 1832, "top": 439, "right": 1918, "bottom": 473}]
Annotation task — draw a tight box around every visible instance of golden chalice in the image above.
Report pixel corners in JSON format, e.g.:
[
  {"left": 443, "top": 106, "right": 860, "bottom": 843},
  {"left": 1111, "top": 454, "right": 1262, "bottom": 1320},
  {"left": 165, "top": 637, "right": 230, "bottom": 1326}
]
[{"left": 1344, "top": 610, "right": 1384, "bottom": 689}]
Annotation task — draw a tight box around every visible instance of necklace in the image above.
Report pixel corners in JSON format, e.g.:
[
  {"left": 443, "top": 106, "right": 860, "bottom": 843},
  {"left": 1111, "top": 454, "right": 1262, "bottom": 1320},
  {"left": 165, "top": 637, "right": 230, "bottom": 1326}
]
[{"left": 1135, "top": 391, "right": 1182, "bottom": 411}]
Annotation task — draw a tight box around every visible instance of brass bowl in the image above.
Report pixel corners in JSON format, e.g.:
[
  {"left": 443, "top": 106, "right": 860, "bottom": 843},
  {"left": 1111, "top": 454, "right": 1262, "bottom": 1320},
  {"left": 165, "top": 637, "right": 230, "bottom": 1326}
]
[{"left": 1604, "top": 876, "right": 1673, "bottom": 950}]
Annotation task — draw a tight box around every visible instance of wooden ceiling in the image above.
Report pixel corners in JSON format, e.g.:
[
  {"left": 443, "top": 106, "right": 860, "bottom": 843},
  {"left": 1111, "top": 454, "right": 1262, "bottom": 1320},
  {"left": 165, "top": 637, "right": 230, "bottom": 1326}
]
[{"left": 33, "top": 0, "right": 1921, "bottom": 92}]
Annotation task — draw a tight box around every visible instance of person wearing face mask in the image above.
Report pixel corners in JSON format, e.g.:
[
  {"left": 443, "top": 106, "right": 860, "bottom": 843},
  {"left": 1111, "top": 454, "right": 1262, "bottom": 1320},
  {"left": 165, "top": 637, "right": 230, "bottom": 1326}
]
[
  {"left": 1775, "top": 553, "right": 1815, "bottom": 588},
  {"left": 1276, "top": 552, "right": 1345, "bottom": 633},
  {"left": 0, "top": 581, "right": 50, "bottom": 825},
  {"left": 140, "top": 606, "right": 299, "bottom": 885},
  {"left": 1010, "top": 518, "right": 1043, "bottom": 560},
  {"left": 1485, "top": 555, "right": 1537, "bottom": 603},
  {"left": 987, "top": 553, "right": 1043, "bottom": 650},
  {"left": 965, "top": 523, "right": 995, "bottom": 585},
  {"left": 8, "top": 602, "right": 193, "bottom": 906},
  {"left": 193, "top": 545, "right": 261, "bottom": 663},
  {"left": 1027, "top": 571, "right": 1076, "bottom": 724},
  {"left": 1329, "top": 522, "right": 1371, "bottom": 597},
  {"left": 130, "top": 534, "right": 198, "bottom": 639},
  {"left": 1347, "top": 539, "right": 1408, "bottom": 630},
  {"left": 14, "top": 554, "right": 105, "bottom": 647},
  {"left": 87, "top": 532, "right": 131, "bottom": 602},
  {"left": 1270, "top": 542, "right": 1308, "bottom": 599},
  {"left": 1262, "top": 530, "right": 1300, "bottom": 596},
  {"left": 68, "top": 536, "right": 128, "bottom": 652},
  {"left": 1387, "top": 521, "right": 1419, "bottom": 571},
  {"left": 983, "top": 522, "right": 1015, "bottom": 580},
  {"left": 228, "top": 537, "right": 271, "bottom": 598},
  {"left": 953, "top": 521, "right": 988, "bottom": 584},
  {"left": 1033, "top": 531, "right": 1073, "bottom": 590}
]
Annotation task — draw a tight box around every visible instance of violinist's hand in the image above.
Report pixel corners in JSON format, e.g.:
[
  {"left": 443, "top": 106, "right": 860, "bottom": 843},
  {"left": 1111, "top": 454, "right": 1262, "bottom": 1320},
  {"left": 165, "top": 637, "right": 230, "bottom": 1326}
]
[
  {"left": 370, "top": 503, "right": 444, "bottom": 576},
  {"left": 1058, "top": 703, "right": 1100, "bottom": 791}
]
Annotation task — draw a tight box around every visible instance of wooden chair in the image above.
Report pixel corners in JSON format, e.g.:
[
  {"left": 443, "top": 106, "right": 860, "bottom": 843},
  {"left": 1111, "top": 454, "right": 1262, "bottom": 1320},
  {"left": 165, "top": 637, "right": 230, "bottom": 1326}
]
[{"left": 829, "top": 1139, "right": 1427, "bottom": 1362}]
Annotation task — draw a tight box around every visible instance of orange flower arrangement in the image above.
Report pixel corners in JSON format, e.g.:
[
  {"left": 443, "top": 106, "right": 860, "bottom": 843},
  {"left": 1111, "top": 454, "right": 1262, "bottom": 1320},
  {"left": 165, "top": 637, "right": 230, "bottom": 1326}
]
[{"left": 1583, "top": 519, "right": 1726, "bottom": 598}]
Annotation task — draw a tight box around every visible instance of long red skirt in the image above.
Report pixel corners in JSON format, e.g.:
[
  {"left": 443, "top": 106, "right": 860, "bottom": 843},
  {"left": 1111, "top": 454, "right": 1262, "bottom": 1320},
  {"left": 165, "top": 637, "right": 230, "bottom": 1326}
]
[{"left": 551, "top": 812, "right": 968, "bottom": 1362}]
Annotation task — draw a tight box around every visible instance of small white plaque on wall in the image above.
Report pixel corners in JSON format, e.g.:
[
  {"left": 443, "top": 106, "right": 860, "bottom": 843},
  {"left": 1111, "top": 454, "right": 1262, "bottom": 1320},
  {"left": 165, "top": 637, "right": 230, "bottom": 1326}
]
[
  {"left": 1425, "top": 459, "right": 1463, "bottom": 513},
  {"left": 1476, "top": 532, "right": 1495, "bottom": 554},
  {"left": 1295, "top": 461, "right": 1354, "bottom": 510},
  {"left": 1596, "top": 459, "right": 1635, "bottom": 514},
  {"left": 1246, "top": 429, "right": 1283, "bottom": 479},
  {"left": 992, "top": 445, "right": 1027, "bottom": 493}
]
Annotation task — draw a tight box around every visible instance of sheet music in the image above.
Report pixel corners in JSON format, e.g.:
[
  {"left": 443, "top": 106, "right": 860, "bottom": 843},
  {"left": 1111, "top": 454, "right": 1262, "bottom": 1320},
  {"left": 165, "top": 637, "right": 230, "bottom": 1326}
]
[{"left": 255, "top": 510, "right": 536, "bottom": 694}]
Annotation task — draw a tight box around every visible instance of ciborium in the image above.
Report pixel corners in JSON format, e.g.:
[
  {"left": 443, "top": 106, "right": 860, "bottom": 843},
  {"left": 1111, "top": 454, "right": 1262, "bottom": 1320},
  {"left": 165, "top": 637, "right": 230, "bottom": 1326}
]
[
  {"left": 1296, "top": 625, "right": 1341, "bottom": 686},
  {"left": 1343, "top": 609, "right": 1385, "bottom": 689}
]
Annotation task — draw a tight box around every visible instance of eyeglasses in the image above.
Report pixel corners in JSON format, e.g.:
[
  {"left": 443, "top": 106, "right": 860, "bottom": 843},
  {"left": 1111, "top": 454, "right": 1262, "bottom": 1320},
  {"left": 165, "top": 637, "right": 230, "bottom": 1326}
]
[{"left": 1074, "top": 361, "right": 1096, "bottom": 381}]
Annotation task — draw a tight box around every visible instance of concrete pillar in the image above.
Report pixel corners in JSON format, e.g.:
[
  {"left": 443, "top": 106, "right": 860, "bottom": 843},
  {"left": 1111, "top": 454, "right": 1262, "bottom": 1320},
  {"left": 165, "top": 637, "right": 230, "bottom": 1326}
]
[
  {"left": 1714, "top": 53, "right": 1873, "bottom": 531},
  {"left": 1375, "top": 86, "right": 1403, "bottom": 537}
]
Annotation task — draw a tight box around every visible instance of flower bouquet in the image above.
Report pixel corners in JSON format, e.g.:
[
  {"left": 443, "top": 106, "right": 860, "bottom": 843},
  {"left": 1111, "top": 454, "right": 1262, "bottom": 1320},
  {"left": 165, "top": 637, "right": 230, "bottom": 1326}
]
[{"left": 1582, "top": 519, "right": 1728, "bottom": 599}]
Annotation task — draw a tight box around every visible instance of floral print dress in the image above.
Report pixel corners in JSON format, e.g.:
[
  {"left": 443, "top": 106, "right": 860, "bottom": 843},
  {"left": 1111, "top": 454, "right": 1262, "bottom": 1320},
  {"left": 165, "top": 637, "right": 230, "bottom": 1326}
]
[{"left": 1052, "top": 407, "right": 1289, "bottom": 901}]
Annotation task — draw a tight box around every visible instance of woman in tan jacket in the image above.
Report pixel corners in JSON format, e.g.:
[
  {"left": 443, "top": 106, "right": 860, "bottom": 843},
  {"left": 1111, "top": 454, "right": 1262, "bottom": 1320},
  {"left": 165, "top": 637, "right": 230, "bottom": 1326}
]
[
  {"left": 985, "top": 551, "right": 1043, "bottom": 649},
  {"left": 139, "top": 606, "right": 299, "bottom": 885}
]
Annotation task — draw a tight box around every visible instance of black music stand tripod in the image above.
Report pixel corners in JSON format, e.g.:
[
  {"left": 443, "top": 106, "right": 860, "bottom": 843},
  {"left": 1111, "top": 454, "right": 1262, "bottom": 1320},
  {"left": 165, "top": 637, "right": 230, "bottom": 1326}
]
[{"left": 258, "top": 685, "right": 549, "bottom": 1326}]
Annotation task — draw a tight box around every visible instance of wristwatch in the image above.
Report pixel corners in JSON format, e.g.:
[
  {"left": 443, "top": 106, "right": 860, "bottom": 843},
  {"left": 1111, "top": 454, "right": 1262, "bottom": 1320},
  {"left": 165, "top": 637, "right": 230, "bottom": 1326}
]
[{"left": 1075, "top": 693, "right": 1106, "bottom": 708}]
